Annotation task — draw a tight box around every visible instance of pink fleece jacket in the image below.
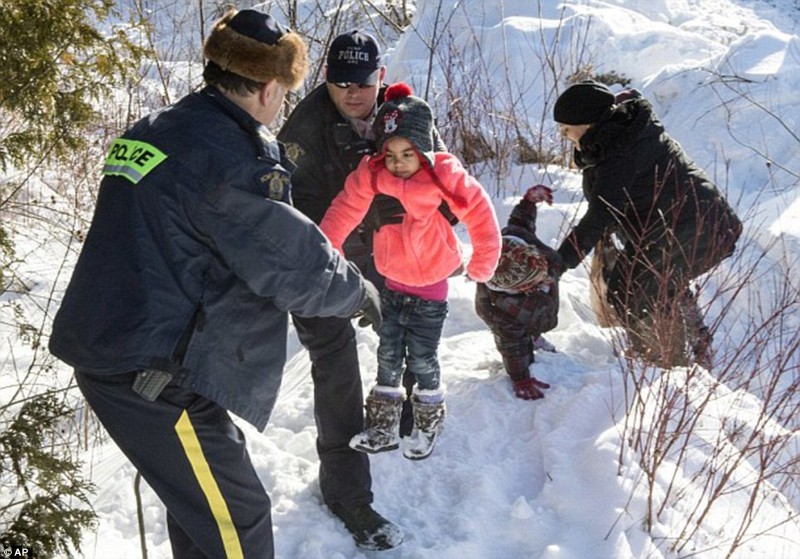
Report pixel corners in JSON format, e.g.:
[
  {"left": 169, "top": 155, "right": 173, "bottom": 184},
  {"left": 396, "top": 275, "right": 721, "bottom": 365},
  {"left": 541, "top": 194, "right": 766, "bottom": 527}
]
[{"left": 320, "top": 152, "right": 501, "bottom": 287}]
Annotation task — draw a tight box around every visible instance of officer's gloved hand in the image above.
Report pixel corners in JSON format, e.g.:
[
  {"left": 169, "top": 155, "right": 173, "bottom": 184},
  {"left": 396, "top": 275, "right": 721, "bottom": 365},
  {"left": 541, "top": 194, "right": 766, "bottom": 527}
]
[
  {"left": 438, "top": 200, "right": 459, "bottom": 226},
  {"left": 363, "top": 194, "right": 406, "bottom": 233},
  {"left": 355, "top": 279, "right": 382, "bottom": 331},
  {"left": 376, "top": 194, "right": 406, "bottom": 224}
]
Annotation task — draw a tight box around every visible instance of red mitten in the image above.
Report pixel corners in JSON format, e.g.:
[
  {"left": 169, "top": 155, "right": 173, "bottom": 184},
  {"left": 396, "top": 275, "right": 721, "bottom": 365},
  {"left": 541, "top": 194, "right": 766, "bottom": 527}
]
[
  {"left": 614, "top": 88, "right": 642, "bottom": 103},
  {"left": 512, "top": 377, "right": 551, "bottom": 400},
  {"left": 523, "top": 185, "right": 553, "bottom": 206}
]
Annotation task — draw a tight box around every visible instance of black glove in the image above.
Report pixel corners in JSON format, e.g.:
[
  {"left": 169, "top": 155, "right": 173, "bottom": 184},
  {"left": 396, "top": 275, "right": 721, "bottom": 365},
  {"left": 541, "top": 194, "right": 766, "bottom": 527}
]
[
  {"left": 363, "top": 196, "right": 456, "bottom": 232},
  {"left": 548, "top": 251, "right": 566, "bottom": 278},
  {"left": 355, "top": 279, "right": 382, "bottom": 331},
  {"left": 362, "top": 194, "right": 406, "bottom": 233},
  {"left": 332, "top": 123, "right": 374, "bottom": 171}
]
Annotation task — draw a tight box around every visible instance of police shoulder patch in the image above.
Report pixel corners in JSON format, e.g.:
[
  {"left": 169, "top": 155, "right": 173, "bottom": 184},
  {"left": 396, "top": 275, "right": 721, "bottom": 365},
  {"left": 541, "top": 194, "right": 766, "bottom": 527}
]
[
  {"left": 103, "top": 138, "right": 167, "bottom": 184},
  {"left": 283, "top": 142, "right": 305, "bottom": 163},
  {"left": 257, "top": 169, "right": 291, "bottom": 203}
]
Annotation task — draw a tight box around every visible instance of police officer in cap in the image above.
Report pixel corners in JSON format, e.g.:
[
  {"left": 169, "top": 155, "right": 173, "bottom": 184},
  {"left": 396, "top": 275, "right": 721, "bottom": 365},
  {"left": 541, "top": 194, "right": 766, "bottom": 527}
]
[{"left": 277, "top": 29, "right": 450, "bottom": 551}]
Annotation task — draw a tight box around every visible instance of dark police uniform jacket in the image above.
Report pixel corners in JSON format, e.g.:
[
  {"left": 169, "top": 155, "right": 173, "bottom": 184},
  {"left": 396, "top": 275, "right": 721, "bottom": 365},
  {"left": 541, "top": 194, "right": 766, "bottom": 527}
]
[
  {"left": 277, "top": 83, "right": 386, "bottom": 225},
  {"left": 49, "top": 86, "right": 366, "bottom": 430}
]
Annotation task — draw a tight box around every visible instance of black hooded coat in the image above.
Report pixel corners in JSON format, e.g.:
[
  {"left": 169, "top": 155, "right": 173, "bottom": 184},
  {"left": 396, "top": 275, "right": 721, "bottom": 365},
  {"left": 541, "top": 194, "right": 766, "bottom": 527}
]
[{"left": 556, "top": 95, "right": 741, "bottom": 313}]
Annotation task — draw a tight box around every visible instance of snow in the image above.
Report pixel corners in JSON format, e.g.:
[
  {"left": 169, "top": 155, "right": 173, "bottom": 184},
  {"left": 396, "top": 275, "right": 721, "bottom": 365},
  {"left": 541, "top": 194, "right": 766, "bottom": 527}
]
[{"left": 2, "top": 0, "right": 798, "bottom": 558}]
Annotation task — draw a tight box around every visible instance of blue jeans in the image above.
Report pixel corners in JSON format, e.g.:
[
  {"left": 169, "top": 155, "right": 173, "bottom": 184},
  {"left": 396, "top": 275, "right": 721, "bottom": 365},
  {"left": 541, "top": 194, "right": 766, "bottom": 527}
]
[{"left": 376, "top": 289, "right": 449, "bottom": 391}]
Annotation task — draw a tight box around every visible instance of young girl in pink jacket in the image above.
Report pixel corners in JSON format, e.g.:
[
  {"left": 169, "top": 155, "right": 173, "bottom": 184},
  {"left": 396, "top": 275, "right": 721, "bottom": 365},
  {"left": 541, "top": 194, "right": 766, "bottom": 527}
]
[{"left": 320, "top": 83, "right": 501, "bottom": 460}]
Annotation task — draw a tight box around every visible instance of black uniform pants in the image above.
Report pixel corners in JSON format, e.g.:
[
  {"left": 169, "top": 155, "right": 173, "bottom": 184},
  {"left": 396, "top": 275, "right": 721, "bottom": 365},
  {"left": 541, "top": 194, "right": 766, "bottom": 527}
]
[
  {"left": 291, "top": 315, "right": 373, "bottom": 508},
  {"left": 293, "top": 234, "right": 415, "bottom": 510},
  {"left": 76, "top": 370, "right": 273, "bottom": 559}
]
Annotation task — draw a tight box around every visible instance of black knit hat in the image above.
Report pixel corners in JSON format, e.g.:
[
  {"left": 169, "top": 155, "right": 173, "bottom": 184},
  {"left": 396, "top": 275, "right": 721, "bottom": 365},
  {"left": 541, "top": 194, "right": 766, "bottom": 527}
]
[
  {"left": 203, "top": 8, "right": 308, "bottom": 89},
  {"left": 553, "top": 80, "right": 615, "bottom": 124},
  {"left": 374, "top": 83, "right": 435, "bottom": 167}
]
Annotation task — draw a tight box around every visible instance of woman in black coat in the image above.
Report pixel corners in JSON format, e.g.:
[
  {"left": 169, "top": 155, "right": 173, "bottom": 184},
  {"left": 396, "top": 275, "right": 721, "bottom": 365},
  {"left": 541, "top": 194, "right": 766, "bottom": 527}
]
[{"left": 554, "top": 81, "right": 742, "bottom": 367}]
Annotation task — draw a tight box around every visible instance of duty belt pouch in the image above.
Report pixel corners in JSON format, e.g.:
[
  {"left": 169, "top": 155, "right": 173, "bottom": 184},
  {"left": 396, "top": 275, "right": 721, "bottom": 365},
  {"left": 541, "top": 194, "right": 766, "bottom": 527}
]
[{"left": 132, "top": 369, "right": 173, "bottom": 401}]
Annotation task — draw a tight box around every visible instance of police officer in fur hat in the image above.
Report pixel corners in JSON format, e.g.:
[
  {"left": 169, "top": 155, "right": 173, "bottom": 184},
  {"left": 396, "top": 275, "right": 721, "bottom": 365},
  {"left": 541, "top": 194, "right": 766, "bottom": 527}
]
[{"left": 49, "top": 9, "right": 382, "bottom": 557}]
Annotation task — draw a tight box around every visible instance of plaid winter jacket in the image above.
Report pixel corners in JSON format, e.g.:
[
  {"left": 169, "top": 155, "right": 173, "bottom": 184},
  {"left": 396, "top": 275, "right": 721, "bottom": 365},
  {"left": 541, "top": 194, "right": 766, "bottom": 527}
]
[{"left": 475, "top": 199, "right": 560, "bottom": 380}]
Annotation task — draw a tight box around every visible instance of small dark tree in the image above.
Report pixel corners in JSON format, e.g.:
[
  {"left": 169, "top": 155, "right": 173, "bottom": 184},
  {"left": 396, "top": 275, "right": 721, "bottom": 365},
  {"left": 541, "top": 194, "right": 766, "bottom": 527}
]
[
  {"left": 0, "top": 1, "right": 147, "bottom": 554},
  {"left": 0, "top": 0, "right": 148, "bottom": 282},
  {"left": 1, "top": 393, "right": 97, "bottom": 558},
  {"left": 0, "top": 0, "right": 146, "bottom": 170}
]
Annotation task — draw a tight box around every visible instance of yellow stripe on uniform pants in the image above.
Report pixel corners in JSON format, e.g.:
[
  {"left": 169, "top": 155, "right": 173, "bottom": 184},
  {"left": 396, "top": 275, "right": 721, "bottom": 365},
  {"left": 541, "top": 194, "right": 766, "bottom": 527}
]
[{"left": 175, "top": 410, "right": 244, "bottom": 559}]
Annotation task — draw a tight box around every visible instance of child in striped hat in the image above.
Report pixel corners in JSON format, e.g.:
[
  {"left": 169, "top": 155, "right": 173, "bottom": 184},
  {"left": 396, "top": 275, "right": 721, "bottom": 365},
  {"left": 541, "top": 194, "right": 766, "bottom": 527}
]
[{"left": 476, "top": 185, "right": 562, "bottom": 400}]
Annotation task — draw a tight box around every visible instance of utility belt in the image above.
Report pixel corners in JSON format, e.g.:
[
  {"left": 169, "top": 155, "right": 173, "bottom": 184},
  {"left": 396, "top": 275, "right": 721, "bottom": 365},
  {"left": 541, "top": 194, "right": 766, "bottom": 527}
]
[{"left": 132, "top": 369, "right": 173, "bottom": 401}]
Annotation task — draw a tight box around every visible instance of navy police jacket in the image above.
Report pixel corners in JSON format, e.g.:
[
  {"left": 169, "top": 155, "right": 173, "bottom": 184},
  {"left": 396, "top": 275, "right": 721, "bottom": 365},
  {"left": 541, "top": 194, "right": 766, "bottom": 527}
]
[{"left": 49, "top": 86, "right": 366, "bottom": 430}]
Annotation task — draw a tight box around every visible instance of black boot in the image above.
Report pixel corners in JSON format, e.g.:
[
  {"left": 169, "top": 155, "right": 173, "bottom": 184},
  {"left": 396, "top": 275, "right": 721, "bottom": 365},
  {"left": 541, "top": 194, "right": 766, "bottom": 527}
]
[
  {"left": 399, "top": 368, "right": 416, "bottom": 437},
  {"left": 330, "top": 503, "right": 404, "bottom": 550}
]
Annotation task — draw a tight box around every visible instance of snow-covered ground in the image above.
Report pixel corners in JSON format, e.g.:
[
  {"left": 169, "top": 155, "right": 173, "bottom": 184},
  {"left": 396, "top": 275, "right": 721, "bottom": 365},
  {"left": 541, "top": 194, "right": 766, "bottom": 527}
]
[{"left": 2, "top": 1, "right": 798, "bottom": 558}]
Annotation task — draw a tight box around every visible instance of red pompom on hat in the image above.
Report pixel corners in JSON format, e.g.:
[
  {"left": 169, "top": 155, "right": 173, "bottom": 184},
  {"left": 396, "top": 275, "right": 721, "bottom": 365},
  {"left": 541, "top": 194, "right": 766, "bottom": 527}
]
[
  {"left": 373, "top": 81, "right": 435, "bottom": 167},
  {"left": 384, "top": 82, "right": 413, "bottom": 102}
]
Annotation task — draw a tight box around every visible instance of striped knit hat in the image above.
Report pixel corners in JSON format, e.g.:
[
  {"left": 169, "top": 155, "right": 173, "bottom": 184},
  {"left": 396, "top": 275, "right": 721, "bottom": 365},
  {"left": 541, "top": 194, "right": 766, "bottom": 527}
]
[{"left": 486, "top": 236, "right": 551, "bottom": 294}]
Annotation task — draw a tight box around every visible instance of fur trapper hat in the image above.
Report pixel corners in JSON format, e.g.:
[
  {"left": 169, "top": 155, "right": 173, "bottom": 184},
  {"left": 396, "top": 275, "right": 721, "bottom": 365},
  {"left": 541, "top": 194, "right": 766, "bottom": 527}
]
[
  {"left": 373, "top": 82, "right": 436, "bottom": 168},
  {"left": 486, "top": 236, "right": 551, "bottom": 294},
  {"left": 203, "top": 8, "right": 308, "bottom": 89}
]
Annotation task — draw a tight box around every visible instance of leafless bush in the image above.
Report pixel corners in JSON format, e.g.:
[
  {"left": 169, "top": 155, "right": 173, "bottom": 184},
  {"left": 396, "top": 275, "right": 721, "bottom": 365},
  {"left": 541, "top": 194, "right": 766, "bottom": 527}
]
[
  {"left": 403, "top": 1, "right": 598, "bottom": 195},
  {"left": 595, "top": 172, "right": 800, "bottom": 556},
  {"left": 702, "top": 67, "right": 800, "bottom": 190}
]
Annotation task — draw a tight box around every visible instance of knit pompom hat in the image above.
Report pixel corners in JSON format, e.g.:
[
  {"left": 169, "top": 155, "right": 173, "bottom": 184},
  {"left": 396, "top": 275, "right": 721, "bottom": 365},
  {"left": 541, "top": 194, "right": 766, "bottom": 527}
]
[
  {"left": 373, "top": 83, "right": 436, "bottom": 168},
  {"left": 486, "top": 236, "right": 551, "bottom": 294},
  {"left": 553, "top": 80, "right": 615, "bottom": 125},
  {"left": 203, "top": 8, "right": 308, "bottom": 89}
]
